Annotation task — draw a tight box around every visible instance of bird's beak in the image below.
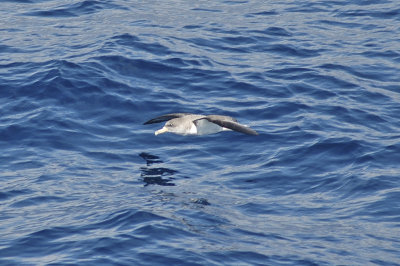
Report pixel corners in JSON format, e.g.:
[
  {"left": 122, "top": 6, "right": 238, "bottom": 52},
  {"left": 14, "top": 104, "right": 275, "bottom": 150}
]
[{"left": 155, "top": 127, "right": 168, "bottom": 136}]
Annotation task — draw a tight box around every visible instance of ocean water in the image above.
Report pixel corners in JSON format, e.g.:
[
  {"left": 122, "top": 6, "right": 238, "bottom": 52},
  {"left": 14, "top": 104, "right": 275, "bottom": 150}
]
[{"left": 1, "top": 0, "right": 400, "bottom": 265}]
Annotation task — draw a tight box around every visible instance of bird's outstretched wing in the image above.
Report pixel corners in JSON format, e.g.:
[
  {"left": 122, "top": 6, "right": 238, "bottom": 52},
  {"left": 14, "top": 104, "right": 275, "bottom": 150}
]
[
  {"left": 202, "top": 116, "right": 258, "bottom": 135},
  {"left": 206, "top": 115, "right": 238, "bottom": 123},
  {"left": 143, "top": 113, "right": 192, "bottom": 125}
]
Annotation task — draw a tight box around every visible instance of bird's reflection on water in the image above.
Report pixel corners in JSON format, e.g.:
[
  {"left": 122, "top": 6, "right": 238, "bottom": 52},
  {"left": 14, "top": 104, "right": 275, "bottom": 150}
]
[{"left": 139, "top": 152, "right": 177, "bottom": 186}]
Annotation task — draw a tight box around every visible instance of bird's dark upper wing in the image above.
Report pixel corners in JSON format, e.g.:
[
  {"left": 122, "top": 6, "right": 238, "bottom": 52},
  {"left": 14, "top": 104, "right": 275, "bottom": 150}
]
[
  {"left": 143, "top": 113, "right": 192, "bottom": 125},
  {"left": 206, "top": 115, "right": 237, "bottom": 123},
  {"left": 203, "top": 117, "right": 258, "bottom": 135}
]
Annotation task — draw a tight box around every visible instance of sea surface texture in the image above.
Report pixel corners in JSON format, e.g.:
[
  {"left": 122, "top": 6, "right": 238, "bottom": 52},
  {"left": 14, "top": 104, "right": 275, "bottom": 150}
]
[{"left": 1, "top": 1, "right": 400, "bottom": 265}]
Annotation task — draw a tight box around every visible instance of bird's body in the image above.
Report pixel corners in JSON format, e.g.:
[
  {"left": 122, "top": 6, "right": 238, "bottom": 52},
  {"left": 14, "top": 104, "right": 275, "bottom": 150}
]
[{"left": 143, "top": 113, "right": 258, "bottom": 136}]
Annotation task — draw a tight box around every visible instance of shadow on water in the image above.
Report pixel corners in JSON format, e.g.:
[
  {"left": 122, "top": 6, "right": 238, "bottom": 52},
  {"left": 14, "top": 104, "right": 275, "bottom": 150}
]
[{"left": 139, "top": 152, "right": 177, "bottom": 186}]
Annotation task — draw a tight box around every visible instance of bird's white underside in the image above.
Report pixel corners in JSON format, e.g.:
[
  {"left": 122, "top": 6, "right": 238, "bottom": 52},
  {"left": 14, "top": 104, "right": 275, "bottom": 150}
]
[{"left": 155, "top": 120, "right": 231, "bottom": 136}]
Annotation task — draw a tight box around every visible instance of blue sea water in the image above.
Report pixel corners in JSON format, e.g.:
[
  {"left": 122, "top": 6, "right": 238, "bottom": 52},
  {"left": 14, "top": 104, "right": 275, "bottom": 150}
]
[{"left": 1, "top": 0, "right": 400, "bottom": 265}]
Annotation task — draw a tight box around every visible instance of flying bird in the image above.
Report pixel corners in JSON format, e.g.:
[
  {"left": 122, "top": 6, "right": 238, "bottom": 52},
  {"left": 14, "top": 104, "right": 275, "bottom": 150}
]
[{"left": 143, "top": 113, "right": 258, "bottom": 136}]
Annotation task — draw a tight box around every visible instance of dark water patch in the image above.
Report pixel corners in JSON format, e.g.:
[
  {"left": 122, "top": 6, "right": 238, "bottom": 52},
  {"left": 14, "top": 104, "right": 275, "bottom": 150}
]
[
  {"left": 88, "top": 209, "right": 167, "bottom": 231},
  {"left": 317, "top": 19, "right": 366, "bottom": 29},
  {"left": 205, "top": 27, "right": 242, "bottom": 36},
  {"left": 261, "top": 101, "right": 310, "bottom": 119},
  {"left": 208, "top": 250, "right": 320, "bottom": 266},
  {"left": 11, "top": 196, "right": 68, "bottom": 207},
  {"left": 109, "top": 33, "right": 174, "bottom": 56},
  {"left": 185, "top": 37, "right": 248, "bottom": 53},
  {"left": 0, "top": 189, "right": 31, "bottom": 201},
  {"left": 234, "top": 227, "right": 290, "bottom": 242},
  {"left": 3, "top": 0, "right": 34, "bottom": 3},
  {"left": 262, "top": 26, "right": 293, "bottom": 37},
  {"left": 285, "top": 3, "right": 329, "bottom": 14},
  {"left": 134, "top": 252, "right": 205, "bottom": 266},
  {"left": 302, "top": 138, "right": 365, "bottom": 159},
  {"left": 191, "top": 8, "right": 222, "bottom": 13},
  {"left": 236, "top": 202, "right": 281, "bottom": 216},
  {"left": 9, "top": 158, "right": 46, "bottom": 171},
  {"left": 270, "top": 138, "right": 366, "bottom": 176},
  {"left": 133, "top": 223, "right": 194, "bottom": 239},
  {"left": 22, "top": 0, "right": 124, "bottom": 18},
  {"left": 220, "top": 35, "right": 257, "bottom": 46},
  {"left": 268, "top": 44, "right": 322, "bottom": 57},
  {"left": 0, "top": 44, "right": 23, "bottom": 54},
  {"left": 223, "top": 0, "right": 248, "bottom": 5},
  {"left": 83, "top": 151, "right": 125, "bottom": 162},
  {"left": 183, "top": 25, "right": 202, "bottom": 30},
  {"left": 186, "top": 35, "right": 322, "bottom": 56},
  {"left": 367, "top": 144, "right": 400, "bottom": 168},
  {"left": 0, "top": 228, "right": 73, "bottom": 258},
  {"left": 306, "top": 71, "right": 359, "bottom": 91},
  {"left": 0, "top": 209, "right": 173, "bottom": 259},
  {"left": 94, "top": 55, "right": 181, "bottom": 82},
  {"left": 36, "top": 174, "right": 58, "bottom": 183},
  {"left": 220, "top": 79, "right": 264, "bottom": 97},
  {"left": 338, "top": 175, "right": 398, "bottom": 200},
  {"left": 247, "top": 11, "right": 279, "bottom": 17},
  {"left": 359, "top": 50, "right": 400, "bottom": 63},
  {"left": 356, "top": 190, "right": 400, "bottom": 223},
  {"left": 267, "top": 67, "right": 319, "bottom": 81},
  {"left": 336, "top": 8, "right": 400, "bottom": 19},
  {"left": 314, "top": 104, "right": 394, "bottom": 133},
  {"left": 288, "top": 82, "right": 337, "bottom": 100}
]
